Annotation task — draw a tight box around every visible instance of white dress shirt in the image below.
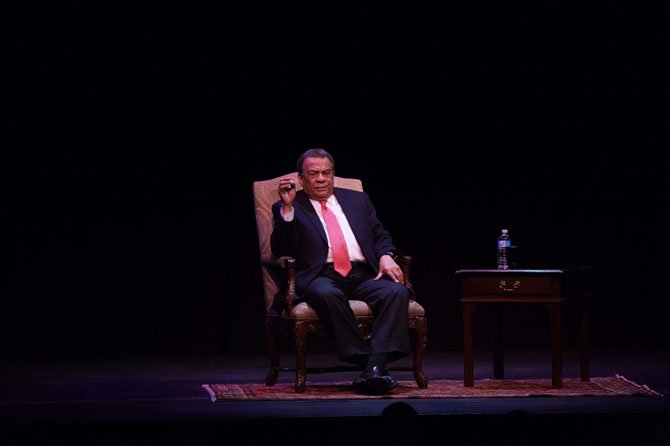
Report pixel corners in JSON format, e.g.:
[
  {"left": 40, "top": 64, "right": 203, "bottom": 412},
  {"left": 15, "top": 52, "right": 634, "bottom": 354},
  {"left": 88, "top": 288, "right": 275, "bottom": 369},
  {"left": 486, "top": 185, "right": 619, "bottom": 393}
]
[{"left": 280, "top": 195, "right": 366, "bottom": 263}]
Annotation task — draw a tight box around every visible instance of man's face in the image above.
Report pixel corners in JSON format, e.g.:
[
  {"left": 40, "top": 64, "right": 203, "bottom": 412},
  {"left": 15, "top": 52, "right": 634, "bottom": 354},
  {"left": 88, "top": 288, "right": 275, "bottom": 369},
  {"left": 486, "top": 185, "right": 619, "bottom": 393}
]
[{"left": 298, "top": 156, "right": 334, "bottom": 201}]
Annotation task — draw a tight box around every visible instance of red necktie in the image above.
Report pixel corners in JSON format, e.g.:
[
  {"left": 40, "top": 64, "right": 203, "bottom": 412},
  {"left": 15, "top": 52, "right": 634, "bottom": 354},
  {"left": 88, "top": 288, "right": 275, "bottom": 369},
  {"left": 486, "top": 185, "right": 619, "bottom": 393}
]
[{"left": 320, "top": 200, "right": 352, "bottom": 277}]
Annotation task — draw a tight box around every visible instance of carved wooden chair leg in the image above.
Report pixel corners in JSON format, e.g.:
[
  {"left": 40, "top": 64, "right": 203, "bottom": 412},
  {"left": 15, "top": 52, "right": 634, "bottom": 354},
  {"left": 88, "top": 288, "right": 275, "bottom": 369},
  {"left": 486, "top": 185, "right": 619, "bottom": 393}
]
[
  {"left": 264, "top": 321, "right": 280, "bottom": 386},
  {"left": 293, "top": 322, "right": 309, "bottom": 393},
  {"left": 413, "top": 317, "right": 429, "bottom": 388}
]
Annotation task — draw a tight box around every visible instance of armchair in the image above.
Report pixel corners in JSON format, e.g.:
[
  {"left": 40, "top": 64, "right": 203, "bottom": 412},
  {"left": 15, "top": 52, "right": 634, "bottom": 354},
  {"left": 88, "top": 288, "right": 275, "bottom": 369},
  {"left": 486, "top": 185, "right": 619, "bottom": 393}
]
[{"left": 252, "top": 172, "right": 428, "bottom": 393}]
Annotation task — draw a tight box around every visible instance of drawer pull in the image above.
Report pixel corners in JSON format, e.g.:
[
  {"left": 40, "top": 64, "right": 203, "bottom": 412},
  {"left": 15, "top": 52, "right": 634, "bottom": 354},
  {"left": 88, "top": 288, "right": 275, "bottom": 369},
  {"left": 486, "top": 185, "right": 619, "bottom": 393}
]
[{"left": 499, "top": 280, "right": 521, "bottom": 292}]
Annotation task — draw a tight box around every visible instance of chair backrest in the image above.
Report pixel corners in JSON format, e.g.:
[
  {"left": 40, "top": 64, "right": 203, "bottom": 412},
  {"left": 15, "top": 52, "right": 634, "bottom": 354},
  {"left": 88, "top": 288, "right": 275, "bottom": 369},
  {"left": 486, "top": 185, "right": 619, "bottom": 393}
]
[{"left": 252, "top": 172, "right": 364, "bottom": 309}]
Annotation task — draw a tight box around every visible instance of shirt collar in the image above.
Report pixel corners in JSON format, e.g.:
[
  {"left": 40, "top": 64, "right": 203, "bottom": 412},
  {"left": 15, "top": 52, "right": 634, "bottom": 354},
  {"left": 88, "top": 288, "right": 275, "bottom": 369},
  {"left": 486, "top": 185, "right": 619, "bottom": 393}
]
[{"left": 309, "top": 194, "right": 338, "bottom": 208}]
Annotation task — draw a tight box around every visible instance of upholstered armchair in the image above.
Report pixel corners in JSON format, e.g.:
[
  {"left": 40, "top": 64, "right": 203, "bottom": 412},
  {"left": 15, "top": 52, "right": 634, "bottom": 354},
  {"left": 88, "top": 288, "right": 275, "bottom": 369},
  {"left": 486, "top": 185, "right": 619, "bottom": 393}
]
[{"left": 252, "top": 172, "right": 428, "bottom": 393}]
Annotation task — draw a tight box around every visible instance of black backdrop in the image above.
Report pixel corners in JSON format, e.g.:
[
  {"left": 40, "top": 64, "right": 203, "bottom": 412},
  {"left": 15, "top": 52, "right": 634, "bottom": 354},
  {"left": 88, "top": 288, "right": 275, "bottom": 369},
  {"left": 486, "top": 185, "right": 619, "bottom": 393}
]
[{"left": 4, "top": 4, "right": 668, "bottom": 359}]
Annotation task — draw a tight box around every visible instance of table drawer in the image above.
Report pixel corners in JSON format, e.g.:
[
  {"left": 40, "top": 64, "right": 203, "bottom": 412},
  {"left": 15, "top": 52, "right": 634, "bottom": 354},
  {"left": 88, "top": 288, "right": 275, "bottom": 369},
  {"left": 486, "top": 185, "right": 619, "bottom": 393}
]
[{"left": 464, "top": 276, "right": 556, "bottom": 296}]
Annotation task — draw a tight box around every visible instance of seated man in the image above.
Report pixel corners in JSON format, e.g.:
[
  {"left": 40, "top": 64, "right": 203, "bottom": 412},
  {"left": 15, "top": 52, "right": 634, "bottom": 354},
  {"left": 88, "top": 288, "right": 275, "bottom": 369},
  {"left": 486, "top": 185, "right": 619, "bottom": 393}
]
[{"left": 270, "top": 147, "right": 412, "bottom": 395}]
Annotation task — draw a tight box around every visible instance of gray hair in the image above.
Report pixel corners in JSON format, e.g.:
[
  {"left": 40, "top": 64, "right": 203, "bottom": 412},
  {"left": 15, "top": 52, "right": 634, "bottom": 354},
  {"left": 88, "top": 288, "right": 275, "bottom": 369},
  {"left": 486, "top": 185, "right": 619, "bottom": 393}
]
[{"left": 296, "top": 148, "right": 335, "bottom": 175}]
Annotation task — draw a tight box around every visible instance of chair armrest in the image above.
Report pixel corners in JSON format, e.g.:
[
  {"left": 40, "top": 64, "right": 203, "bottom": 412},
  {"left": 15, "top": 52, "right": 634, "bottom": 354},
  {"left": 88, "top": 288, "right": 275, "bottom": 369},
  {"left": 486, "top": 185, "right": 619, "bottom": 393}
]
[
  {"left": 262, "top": 256, "right": 298, "bottom": 313},
  {"left": 396, "top": 255, "right": 415, "bottom": 297},
  {"left": 282, "top": 257, "right": 297, "bottom": 311}
]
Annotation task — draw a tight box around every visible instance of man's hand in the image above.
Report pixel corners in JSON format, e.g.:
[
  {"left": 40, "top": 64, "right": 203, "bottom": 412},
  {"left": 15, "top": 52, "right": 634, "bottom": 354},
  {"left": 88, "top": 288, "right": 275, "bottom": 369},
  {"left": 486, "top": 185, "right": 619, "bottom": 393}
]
[
  {"left": 278, "top": 177, "right": 296, "bottom": 209},
  {"left": 375, "top": 254, "right": 404, "bottom": 283}
]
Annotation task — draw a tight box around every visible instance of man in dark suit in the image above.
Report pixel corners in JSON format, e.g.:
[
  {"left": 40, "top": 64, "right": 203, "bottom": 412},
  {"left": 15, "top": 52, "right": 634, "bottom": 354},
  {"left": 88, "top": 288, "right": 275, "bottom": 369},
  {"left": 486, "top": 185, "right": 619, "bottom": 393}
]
[{"left": 270, "top": 148, "right": 411, "bottom": 395}]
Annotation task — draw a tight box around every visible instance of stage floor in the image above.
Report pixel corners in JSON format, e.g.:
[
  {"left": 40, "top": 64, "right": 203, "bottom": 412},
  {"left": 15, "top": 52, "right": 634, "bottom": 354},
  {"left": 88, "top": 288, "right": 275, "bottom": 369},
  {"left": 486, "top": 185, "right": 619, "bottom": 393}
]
[{"left": 2, "top": 348, "right": 669, "bottom": 445}]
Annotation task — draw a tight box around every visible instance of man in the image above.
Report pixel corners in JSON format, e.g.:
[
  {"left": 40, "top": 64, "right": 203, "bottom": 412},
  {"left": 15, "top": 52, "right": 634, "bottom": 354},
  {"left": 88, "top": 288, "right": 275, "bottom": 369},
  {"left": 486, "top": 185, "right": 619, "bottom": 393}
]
[{"left": 270, "top": 148, "right": 411, "bottom": 395}]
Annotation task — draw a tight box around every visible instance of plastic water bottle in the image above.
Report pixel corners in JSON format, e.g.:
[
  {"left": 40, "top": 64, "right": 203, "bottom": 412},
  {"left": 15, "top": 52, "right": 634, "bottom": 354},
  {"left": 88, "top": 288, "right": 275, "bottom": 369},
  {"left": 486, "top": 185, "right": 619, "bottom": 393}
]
[{"left": 497, "top": 229, "right": 511, "bottom": 270}]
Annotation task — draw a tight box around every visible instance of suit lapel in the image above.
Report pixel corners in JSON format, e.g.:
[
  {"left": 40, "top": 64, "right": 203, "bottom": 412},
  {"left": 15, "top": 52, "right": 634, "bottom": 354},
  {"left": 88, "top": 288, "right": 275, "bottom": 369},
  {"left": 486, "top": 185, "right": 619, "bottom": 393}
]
[
  {"left": 295, "top": 192, "right": 328, "bottom": 243},
  {"left": 335, "top": 189, "right": 362, "bottom": 238}
]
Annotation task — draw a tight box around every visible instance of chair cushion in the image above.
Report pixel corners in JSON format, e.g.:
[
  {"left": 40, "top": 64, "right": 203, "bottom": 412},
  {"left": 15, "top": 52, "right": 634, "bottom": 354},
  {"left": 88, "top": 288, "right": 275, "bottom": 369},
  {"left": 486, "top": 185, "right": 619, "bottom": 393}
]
[
  {"left": 408, "top": 299, "right": 426, "bottom": 317},
  {"left": 282, "top": 299, "right": 425, "bottom": 319}
]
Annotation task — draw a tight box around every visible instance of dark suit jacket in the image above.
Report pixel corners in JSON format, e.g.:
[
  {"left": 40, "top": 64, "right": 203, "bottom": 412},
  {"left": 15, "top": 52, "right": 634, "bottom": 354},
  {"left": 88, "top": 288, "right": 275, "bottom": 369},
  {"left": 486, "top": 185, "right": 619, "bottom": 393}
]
[{"left": 270, "top": 187, "right": 399, "bottom": 294}]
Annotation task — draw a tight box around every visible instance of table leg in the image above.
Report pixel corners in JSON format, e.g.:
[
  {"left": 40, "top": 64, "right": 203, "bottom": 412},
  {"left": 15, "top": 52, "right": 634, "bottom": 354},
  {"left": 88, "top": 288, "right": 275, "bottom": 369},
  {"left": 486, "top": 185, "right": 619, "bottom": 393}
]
[
  {"left": 548, "top": 303, "right": 563, "bottom": 389},
  {"left": 462, "top": 303, "right": 477, "bottom": 387},
  {"left": 493, "top": 303, "right": 504, "bottom": 379},
  {"left": 580, "top": 299, "right": 591, "bottom": 382}
]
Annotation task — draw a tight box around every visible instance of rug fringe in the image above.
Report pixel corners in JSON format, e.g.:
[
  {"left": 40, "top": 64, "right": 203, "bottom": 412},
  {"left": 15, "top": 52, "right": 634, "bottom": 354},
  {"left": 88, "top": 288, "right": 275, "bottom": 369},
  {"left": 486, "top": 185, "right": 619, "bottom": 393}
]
[
  {"left": 201, "top": 384, "right": 217, "bottom": 402},
  {"left": 615, "top": 374, "right": 664, "bottom": 396}
]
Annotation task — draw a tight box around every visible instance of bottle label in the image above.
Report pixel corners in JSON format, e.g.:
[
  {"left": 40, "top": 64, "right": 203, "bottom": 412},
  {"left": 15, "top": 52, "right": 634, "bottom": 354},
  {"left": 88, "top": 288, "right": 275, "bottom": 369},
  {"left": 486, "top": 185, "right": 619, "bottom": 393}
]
[{"left": 498, "top": 240, "right": 511, "bottom": 249}]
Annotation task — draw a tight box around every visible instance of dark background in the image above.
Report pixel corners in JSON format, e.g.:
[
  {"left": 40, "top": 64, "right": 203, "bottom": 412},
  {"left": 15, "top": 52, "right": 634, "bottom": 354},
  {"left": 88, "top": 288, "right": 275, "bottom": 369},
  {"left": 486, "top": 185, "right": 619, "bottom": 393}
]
[{"left": 4, "top": 3, "right": 668, "bottom": 360}]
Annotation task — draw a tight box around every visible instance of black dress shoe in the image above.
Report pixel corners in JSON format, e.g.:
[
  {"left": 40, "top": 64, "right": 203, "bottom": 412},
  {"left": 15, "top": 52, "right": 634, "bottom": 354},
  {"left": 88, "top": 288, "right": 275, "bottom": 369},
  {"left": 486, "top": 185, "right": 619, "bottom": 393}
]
[
  {"left": 353, "top": 365, "right": 399, "bottom": 395},
  {"left": 353, "top": 364, "right": 385, "bottom": 388}
]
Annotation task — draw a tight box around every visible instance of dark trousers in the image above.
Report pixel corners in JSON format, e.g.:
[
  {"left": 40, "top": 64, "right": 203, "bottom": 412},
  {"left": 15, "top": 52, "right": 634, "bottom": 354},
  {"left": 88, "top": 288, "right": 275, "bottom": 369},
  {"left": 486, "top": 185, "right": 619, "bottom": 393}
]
[{"left": 301, "top": 262, "right": 411, "bottom": 364}]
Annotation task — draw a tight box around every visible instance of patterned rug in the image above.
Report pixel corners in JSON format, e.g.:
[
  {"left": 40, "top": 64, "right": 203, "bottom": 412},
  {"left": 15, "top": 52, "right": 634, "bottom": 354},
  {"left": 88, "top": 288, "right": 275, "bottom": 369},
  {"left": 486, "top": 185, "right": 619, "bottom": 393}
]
[{"left": 203, "top": 374, "right": 662, "bottom": 402}]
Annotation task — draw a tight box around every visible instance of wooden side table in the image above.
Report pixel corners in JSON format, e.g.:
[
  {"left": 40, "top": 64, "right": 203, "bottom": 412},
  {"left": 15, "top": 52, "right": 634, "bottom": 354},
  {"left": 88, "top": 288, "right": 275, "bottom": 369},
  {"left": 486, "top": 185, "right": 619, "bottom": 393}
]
[{"left": 456, "top": 268, "right": 592, "bottom": 389}]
